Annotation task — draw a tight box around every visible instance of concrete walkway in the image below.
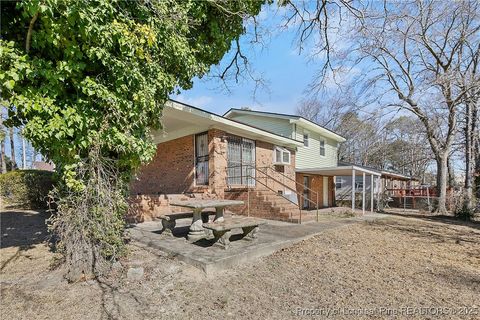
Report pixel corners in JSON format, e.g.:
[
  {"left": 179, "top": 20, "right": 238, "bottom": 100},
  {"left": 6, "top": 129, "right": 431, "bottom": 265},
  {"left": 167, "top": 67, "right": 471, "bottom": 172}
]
[{"left": 129, "top": 212, "right": 389, "bottom": 274}]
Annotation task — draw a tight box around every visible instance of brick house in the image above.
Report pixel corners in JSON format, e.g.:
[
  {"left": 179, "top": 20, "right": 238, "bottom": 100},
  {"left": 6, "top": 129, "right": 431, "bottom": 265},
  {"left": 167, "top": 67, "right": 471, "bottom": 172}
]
[
  {"left": 223, "top": 109, "right": 346, "bottom": 208},
  {"left": 129, "top": 101, "right": 389, "bottom": 223},
  {"left": 128, "top": 100, "right": 304, "bottom": 222},
  {"left": 223, "top": 109, "right": 386, "bottom": 215}
]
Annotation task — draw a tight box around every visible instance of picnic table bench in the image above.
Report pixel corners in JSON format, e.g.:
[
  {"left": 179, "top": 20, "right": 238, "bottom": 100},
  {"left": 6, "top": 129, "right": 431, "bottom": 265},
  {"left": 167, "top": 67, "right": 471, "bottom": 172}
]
[
  {"left": 159, "top": 210, "right": 214, "bottom": 237},
  {"left": 169, "top": 199, "right": 244, "bottom": 242},
  {"left": 203, "top": 216, "right": 266, "bottom": 250}
]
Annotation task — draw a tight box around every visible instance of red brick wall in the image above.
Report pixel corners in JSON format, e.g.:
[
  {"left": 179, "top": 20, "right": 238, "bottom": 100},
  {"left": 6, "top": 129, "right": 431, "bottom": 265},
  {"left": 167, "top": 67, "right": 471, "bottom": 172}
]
[
  {"left": 255, "top": 140, "right": 297, "bottom": 192},
  {"left": 224, "top": 190, "right": 294, "bottom": 221},
  {"left": 127, "top": 193, "right": 218, "bottom": 223},
  {"left": 208, "top": 129, "right": 228, "bottom": 197},
  {"left": 295, "top": 173, "right": 334, "bottom": 208},
  {"left": 128, "top": 129, "right": 299, "bottom": 221},
  {"left": 130, "top": 135, "right": 200, "bottom": 195},
  {"left": 223, "top": 140, "right": 298, "bottom": 219}
]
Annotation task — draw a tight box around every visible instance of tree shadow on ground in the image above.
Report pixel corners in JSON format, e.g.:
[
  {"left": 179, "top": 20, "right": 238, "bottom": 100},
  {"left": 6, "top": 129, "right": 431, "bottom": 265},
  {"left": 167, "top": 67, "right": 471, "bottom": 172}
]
[
  {"left": 0, "top": 210, "right": 51, "bottom": 249},
  {"left": 368, "top": 218, "right": 480, "bottom": 245},
  {"left": 381, "top": 211, "right": 480, "bottom": 231}
]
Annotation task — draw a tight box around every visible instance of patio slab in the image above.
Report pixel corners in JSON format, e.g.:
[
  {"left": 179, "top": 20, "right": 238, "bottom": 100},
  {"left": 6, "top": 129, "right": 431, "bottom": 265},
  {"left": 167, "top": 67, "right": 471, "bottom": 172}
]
[{"left": 128, "top": 212, "right": 388, "bottom": 274}]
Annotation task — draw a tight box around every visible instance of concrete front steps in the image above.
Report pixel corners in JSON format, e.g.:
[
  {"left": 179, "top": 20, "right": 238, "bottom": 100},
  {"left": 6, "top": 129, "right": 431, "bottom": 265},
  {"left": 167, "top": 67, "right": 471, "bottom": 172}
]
[
  {"left": 252, "top": 190, "right": 322, "bottom": 224},
  {"left": 248, "top": 189, "right": 308, "bottom": 223}
]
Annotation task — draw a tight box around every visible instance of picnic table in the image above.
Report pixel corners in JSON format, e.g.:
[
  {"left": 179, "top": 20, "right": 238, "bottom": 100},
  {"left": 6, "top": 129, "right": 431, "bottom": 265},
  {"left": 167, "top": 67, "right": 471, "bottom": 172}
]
[
  {"left": 169, "top": 199, "right": 244, "bottom": 242},
  {"left": 203, "top": 216, "right": 266, "bottom": 249}
]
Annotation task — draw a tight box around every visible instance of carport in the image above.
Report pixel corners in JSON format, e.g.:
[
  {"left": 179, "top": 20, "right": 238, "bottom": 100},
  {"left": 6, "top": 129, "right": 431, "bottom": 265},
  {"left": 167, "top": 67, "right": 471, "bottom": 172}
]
[{"left": 297, "top": 165, "right": 381, "bottom": 214}]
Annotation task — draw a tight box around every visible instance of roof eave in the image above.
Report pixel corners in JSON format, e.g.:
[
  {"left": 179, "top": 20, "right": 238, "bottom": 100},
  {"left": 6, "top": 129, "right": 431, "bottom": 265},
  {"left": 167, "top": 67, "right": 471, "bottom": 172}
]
[{"left": 166, "top": 101, "right": 303, "bottom": 148}]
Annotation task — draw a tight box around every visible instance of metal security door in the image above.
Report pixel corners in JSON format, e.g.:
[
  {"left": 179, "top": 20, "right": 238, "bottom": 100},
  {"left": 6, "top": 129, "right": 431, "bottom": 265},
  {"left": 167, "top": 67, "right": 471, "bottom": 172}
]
[
  {"left": 303, "top": 176, "right": 310, "bottom": 209},
  {"left": 195, "top": 132, "right": 209, "bottom": 185}
]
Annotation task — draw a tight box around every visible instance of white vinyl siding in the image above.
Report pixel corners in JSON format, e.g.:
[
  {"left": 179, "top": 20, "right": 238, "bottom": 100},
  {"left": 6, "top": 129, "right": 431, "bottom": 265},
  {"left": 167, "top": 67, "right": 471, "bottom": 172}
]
[
  {"left": 226, "top": 112, "right": 340, "bottom": 169},
  {"left": 227, "top": 114, "right": 294, "bottom": 138},
  {"left": 294, "top": 126, "right": 338, "bottom": 169}
]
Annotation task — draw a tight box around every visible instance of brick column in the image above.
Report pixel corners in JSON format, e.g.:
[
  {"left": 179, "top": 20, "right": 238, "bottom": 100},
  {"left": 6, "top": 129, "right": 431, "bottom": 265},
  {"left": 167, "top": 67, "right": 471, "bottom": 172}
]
[{"left": 208, "top": 129, "right": 227, "bottom": 198}]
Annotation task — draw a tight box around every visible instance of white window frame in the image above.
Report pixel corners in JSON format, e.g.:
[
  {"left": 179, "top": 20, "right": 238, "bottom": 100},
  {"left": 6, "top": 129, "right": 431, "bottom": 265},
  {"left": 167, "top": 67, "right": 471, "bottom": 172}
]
[
  {"left": 303, "top": 132, "right": 309, "bottom": 147},
  {"left": 355, "top": 177, "right": 363, "bottom": 190},
  {"left": 319, "top": 139, "right": 326, "bottom": 156},
  {"left": 335, "top": 177, "right": 343, "bottom": 189},
  {"left": 273, "top": 146, "right": 291, "bottom": 165}
]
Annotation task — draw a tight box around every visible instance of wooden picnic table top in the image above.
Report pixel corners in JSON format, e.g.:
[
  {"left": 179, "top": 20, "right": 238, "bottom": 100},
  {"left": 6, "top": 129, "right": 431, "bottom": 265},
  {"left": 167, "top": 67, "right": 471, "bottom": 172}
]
[
  {"left": 203, "top": 216, "right": 266, "bottom": 232},
  {"left": 169, "top": 199, "right": 244, "bottom": 209}
]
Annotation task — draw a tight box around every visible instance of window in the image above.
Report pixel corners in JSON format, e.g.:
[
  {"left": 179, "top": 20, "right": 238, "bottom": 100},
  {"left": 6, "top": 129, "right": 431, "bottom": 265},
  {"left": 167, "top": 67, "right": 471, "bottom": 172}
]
[
  {"left": 319, "top": 139, "right": 326, "bottom": 156},
  {"left": 303, "top": 133, "right": 309, "bottom": 147},
  {"left": 273, "top": 146, "right": 291, "bottom": 165},
  {"left": 355, "top": 177, "right": 363, "bottom": 190},
  {"left": 226, "top": 136, "right": 256, "bottom": 186},
  {"left": 335, "top": 177, "right": 343, "bottom": 189}
]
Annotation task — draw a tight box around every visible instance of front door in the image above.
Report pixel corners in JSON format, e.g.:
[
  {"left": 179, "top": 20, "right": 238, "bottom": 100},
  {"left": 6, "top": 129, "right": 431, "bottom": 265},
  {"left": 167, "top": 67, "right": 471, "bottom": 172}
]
[
  {"left": 303, "top": 176, "right": 310, "bottom": 209},
  {"left": 323, "top": 176, "right": 329, "bottom": 207}
]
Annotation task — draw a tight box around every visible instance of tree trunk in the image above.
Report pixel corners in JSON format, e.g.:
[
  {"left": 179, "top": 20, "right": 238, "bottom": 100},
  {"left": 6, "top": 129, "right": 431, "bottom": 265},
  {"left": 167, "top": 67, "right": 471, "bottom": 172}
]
[
  {"left": 22, "top": 138, "right": 26, "bottom": 169},
  {"left": 33, "top": 148, "right": 38, "bottom": 164},
  {"left": 0, "top": 139, "right": 6, "bottom": 174},
  {"left": 475, "top": 137, "right": 480, "bottom": 203},
  {"left": 464, "top": 100, "right": 475, "bottom": 211},
  {"left": 447, "top": 156, "right": 455, "bottom": 188},
  {"left": 436, "top": 154, "right": 449, "bottom": 214},
  {"left": 9, "top": 127, "right": 16, "bottom": 170},
  {"left": 0, "top": 115, "right": 5, "bottom": 174}
]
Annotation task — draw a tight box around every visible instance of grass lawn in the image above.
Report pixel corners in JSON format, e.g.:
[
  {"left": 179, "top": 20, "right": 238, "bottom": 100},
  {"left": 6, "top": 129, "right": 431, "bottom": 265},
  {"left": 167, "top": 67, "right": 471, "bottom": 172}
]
[{"left": 1, "top": 210, "right": 479, "bottom": 319}]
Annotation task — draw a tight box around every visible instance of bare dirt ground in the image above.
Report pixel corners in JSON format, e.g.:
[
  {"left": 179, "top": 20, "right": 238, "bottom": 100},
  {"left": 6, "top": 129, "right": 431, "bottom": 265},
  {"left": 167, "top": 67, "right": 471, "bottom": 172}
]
[{"left": 1, "top": 209, "right": 479, "bottom": 320}]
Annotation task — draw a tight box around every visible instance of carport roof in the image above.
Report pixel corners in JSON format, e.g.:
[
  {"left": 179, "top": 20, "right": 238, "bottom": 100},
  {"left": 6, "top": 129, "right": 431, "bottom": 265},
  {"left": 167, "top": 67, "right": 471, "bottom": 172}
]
[{"left": 297, "top": 165, "right": 381, "bottom": 176}]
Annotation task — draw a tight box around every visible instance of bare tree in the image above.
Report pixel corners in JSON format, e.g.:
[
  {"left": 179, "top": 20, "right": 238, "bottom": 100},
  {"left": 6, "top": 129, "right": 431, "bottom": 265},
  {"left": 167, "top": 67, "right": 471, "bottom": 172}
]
[
  {"left": 459, "top": 40, "right": 480, "bottom": 211},
  {"left": 331, "top": 0, "right": 480, "bottom": 213},
  {"left": 383, "top": 116, "right": 433, "bottom": 180},
  {"left": 288, "top": 0, "right": 479, "bottom": 213}
]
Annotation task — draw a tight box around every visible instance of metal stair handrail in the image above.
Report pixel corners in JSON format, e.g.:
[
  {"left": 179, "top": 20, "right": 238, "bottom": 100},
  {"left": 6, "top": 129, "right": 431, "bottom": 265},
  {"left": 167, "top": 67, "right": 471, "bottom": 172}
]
[
  {"left": 225, "top": 164, "right": 319, "bottom": 223},
  {"left": 257, "top": 166, "right": 320, "bottom": 210}
]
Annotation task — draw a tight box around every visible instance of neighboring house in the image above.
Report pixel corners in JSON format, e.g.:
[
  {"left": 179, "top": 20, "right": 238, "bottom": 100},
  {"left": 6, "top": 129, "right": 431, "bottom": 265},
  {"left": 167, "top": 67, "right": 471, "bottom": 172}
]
[
  {"left": 380, "top": 171, "right": 419, "bottom": 194},
  {"left": 224, "top": 109, "right": 355, "bottom": 210},
  {"left": 32, "top": 161, "right": 55, "bottom": 171},
  {"left": 128, "top": 100, "right": 304, "bottom": 222}
]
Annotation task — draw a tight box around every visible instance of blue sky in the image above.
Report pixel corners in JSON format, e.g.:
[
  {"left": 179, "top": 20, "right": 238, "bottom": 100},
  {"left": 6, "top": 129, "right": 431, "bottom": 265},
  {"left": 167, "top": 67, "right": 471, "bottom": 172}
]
[{"left": 173, "top": 6, "right": 319, "bottom": 116}]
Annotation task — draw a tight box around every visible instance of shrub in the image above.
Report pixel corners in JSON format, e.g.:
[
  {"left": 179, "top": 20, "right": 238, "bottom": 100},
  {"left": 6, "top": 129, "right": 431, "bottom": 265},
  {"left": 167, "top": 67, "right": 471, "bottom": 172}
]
[
  {"left": 0, "top": 169, "right": 56, "bottom": 209},
  {"left": 48, "top": 151, "right": 127, "bottom": 281}
]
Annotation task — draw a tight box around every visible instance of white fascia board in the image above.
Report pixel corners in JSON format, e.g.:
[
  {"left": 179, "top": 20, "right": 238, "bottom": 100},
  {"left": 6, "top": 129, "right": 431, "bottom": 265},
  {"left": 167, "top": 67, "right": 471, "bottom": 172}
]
[
  {"left": 223, "top": 109, "right": 294, "bottom": 121},
  {"left": 297, "top": 165, "right": 381, "bottom": 176}
]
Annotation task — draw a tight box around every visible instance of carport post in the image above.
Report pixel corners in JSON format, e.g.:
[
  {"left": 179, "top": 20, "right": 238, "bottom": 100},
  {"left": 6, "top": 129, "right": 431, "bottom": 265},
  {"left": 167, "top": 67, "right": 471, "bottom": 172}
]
[
  {"left": 351, "top": 169, "right": 356, "bottom": 212},
  {"left": 371, "top": 174, "right": 374, "bottom": 213},
  {"left": 362, "top": 172, "right": 366, "bottom": 215}
]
